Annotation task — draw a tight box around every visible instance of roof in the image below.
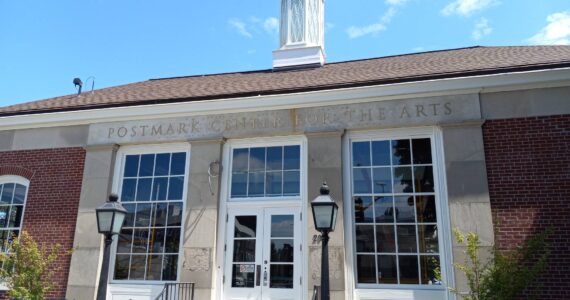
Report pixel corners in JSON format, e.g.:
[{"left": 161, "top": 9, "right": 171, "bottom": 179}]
[{"left": 2, "top": 46, "right": 570, "bottom": 117}]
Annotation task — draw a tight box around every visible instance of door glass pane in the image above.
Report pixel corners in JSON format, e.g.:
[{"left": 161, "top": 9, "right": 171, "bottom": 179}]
[
  {"left": 271, "top": 215, "right": 294, "bottom": 237},
  {"left": 271, "top": 239, "right": 294, "bottom": 262},
  {"left": 232, "top": 264, "right": 255, "bottom": 288},
  {"left": 270, "top": 264, "right": 293, "bottom": 288},
  {"left": 233, "top": 240, "right": 256, "bottom": 262},
  {"left": 234, "top": 216, "right": 256, "bottom": 238}
]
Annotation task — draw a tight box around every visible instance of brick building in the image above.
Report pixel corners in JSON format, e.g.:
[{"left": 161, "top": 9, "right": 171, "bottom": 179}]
[{"left": 0, "top": 1, "right": 569, "bottom": 299}]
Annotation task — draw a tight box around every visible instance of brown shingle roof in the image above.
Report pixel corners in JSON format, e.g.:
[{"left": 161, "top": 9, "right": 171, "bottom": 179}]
[{"left": 2, "top": 46, "right": 570, "bottom": 116}]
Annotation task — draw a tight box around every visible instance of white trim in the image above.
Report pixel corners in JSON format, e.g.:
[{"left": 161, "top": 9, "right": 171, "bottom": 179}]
[
  {"left": 1, "top": 68, "right": 569, "bottom": 131},
  {"left": 107, "top": 142, "right": 191, "bottom": 298},
  {"left": 342, "top": 127, "right": 455, "bottom": 300},
  {"left": 215, "top": 135, "right": 308, "bottom": 300}
]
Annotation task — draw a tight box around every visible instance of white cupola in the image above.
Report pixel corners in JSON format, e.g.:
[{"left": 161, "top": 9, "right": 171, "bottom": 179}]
[{"left": 273, "top": 0, "right": 325, "bottom": 69}]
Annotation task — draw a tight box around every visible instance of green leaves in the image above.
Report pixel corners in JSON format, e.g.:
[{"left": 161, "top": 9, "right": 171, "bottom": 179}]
[
  {"left": 451, "top": 228, "right": 551, "bottom": 300},
  {"left": 0, "top": 231, "right": 70, "bottom": 300}
]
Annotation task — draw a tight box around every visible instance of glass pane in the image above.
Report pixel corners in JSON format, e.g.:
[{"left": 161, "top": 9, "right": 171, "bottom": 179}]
[
  {"left": 232, "top": 264, "right": 255, "bottom": 288},
  {"left": 154, "top": 153, "right": 171, "bottom": 176},
  {"left": 376, "top": 225, "right": 396, "bottom": 253},
  {"left": 165, "top": 228, "right": 181, "bottom": 253},
  {"left": 121, "top": 179, "right": 137, "bottom": 202},
  {"left": 412, "top": 139, "right": 432, "bottom": 164},
  {"left": 151, "top": 177, "right": 168, "bottom": 201},
  {"left": 12, "top": 184, "right": 26, "bottom": 204},
  {"left": 393, "top": 167, "right": 413, "bottom": 193},
  {"left": 354, "top": 196, "right": 373, "bottom": 223},
  {"left": 129, "top": 255, "right": 146, "bottom": 279},
  {"left": 153, "top": 203, "right": 167, "bottom": 226},
  {"left": 271, "top": 215, "right": 294, "bottom": 237},
  {"left": 8, "top": 205, "right": 23, "bottom": 228},
  {"left": 170, "top": 152, "right": 186, "bottom": 175},
  {"left": 266, "top": 172, "right": 283, "bottom": 196},
  {"left": 353, "top": 168, "right": 372, "bottom": 194},
  {"left": 114, "top": 254, "right": 130, "bottom": 280},
  {"left": 122, "top": 204, "right": 135, "bottom": 227},
  {"left": 283, "top": 146, "right": 300, "bottom": 170},
  {"left": 355, "top": 225, "right": 375, "bottom": 252},
  {"left": 135, "top": 204, "right": 152, "bottom": 227},
  {"left": 248, "top": 172, "right": 265, "bottom": 197},
  {"left": 132, "top": 229, "right": 149, "bottom": 253},
  {"left": 392, "top": 140, "right": 411, "bottom": 165},
  {"left": 372, "top": 141, "right": 391, "bottom": 166},
  {"left": 139, "top": 154, "right": 155, "bottom": 177},
  {"left": 270, "top": 264, "right": 293, "bottom": 288},
  {"left": 352, "top": 141, "right": 371, "bottom": 167},
  {"left": 374, "top": 196, "right": 394, "bottom": 223},
  {"left": 399, "top": 256, "right": 419, "bottom": 284},
  {"left": 235, "top": 216, "right": 256, "bottom": 238},
  {"left": 232, "top": 149, "right": 249, "bottom": 172},
  {"left": 395, "top": 196, "right": 415, "bottom": 223},
  {"left": 149, "top": 228, "right": 165, "bottom": 254},
  {"left": 418, "top": 225, "right": 439, "bottom": 253},
  {"left": 283, "top": 171, "right": 300, "bottom": 196},
  {"left": 162, "top": 255, "right": 178, "bottom": 280},
  {"left": 357, "top": 255, "right": 376, "bottom": 283},
  {"left": 420, "top": 255, "right": 441, "bottom": 284},
  {"left": 414, "top": 166, "right": 434, "bottom": 193},
  {"left": 373, "top": 167, "right": 392, "bottom": 194},
  {"left": 136, "top": 178, "right": 152, "bottom": 201},
  {"left": 231, "top": 173, "right": 248, "bottom": 198},
  {"left": 167, "top": 202, "right": 182, "bottom": 226},
  {"left": 267, "top": 147, "right": 283, "bottom": 170},
  {"left": 378, "top": 255, "right": 398, "bottom": 284},
  {"left": 233, "top": 240, "right": 256, "bottom": 262},
  {"left": 124, "top": 155, "right": 140, "bottom": 177},
  {"left": 397, "top": 225, "right": 417, "bottom": 253},
  {"left": 168, "top": 176, "right": 184, "bottom": 200},
  {"left": 416, "top": 196, "right": 437, "bottom": 223},
  {"left": 117, "top": 228, "right": 133, "bottom": 253},
  {"left": 146, "top": 255, "right": 163, "bottom": 280},
  {"left": 249, "top": 147, "right": 266, "bottom": 171},
  {"left": 1, "top": 184, "right": 14, "bottom": 204},
  {"left": 271, "top": 239, "right": 294, "bottom": 262},
  {"left": 0, "top": 206, "right": 9, "bottom": 228}
]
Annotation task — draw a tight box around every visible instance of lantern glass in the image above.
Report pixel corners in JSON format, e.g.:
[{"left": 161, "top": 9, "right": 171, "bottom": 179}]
[
  {"left": 112, "top": 210, "right": 126, "bottom": 235},
  {"left": 313, "top": 204, "right": 333, "bottom": 230},
  {"left": 97, "top": 211, "right": 114, "bottom": 234}
]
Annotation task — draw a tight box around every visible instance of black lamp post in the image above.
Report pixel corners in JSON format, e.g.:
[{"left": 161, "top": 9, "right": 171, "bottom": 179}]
[
  {"left": 311, "top": 182, "right": 338, "bottom": 300},
  {"left": 95, "top": 194, "right": 127, "bottom": 300}
]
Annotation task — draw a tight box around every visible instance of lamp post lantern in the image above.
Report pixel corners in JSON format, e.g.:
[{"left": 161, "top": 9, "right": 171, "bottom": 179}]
[
  {"left": 311, "top": 182, "right": 338, "bottom": 300},
  {"left": 95, "top": 194, "right": 127, "bottom": 300}
]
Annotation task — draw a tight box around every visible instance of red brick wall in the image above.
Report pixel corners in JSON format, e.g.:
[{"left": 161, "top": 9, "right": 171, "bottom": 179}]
[
  {"left": 483, "top": 115, "right": 570, "bottom": 299},
  {"left": 0, "top": 147, "right": 85, "bottom": 299}
]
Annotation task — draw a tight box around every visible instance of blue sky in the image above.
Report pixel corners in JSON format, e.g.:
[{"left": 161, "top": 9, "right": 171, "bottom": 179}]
[{"left": 1, "top": 0, "right": 569, "bottom": 107}]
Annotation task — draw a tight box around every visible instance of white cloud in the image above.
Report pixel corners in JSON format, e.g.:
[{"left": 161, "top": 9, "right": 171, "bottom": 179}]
[
  {"left": 228, "top": 19, "right": 252, "bottom": 38},
  {"left": 346, "top": 7, "right": 396, "bottom": 39},
  {"left": 441, "top": 0, "right": 499, "bottom": 17},
  {"left": 263, "top": 17, "right": 279, "bottom": 35},
  {"left": 385, "top": 0, "right": 408, "bottom": 6},
  {"left": 472, "top": 17, "right": 492, "bottom": 40},
  {"left": 528, "top": 12, "right": 570, "bottom": 45},
  {"left": 413, "top": 46, "right": 425, "bottom": 52}
]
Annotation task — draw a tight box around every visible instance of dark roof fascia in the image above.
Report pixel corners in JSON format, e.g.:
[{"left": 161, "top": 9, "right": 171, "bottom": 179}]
[{"left": 2, "top": 61, "right": 570, "bottom": 118}]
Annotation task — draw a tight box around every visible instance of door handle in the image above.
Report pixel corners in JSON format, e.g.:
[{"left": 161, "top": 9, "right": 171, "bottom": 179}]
[
  {"left": 256, "top": 265, "right": 261, "bottom": 286},
  {"left": 263, "top": 269, "right": 268, "bottom": 286}
]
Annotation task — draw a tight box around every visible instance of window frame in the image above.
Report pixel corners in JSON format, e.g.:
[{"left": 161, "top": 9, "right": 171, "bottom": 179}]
[
  {"left": 0, "top": 175, "right": 30, "bottom": 291},
  {"left": 109, "top": 143, "right": 190, "bottom": 285},
  {"left": 342, "top": 127, "right": 455, "bottom": 300}
]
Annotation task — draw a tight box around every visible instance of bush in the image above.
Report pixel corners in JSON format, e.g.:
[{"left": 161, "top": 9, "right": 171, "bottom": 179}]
[
  {"left": 0, "top": 231, "right": 69, "bottom": 300},
  {"left": 452, "top": 228, "right": 550, "bottom": 300}
]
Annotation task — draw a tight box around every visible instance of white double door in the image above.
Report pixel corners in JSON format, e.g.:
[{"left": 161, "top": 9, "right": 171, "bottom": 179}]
[{"left": 223, "top": 206, "right": 302, "bottom": 300}]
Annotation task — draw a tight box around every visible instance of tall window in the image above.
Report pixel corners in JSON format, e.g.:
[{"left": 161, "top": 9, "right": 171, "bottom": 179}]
[
  {"left": 114, "top": 151, "right": 188, "bottom": 281},
  {"left": 230, "top": 145, "right": 301, "bottom": 199},
  {"left": 0, "top": 176, "right": 28, "bottom": 261},
  {"left": 350, "top": 138, "right": 441, "bottom": 286}
]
